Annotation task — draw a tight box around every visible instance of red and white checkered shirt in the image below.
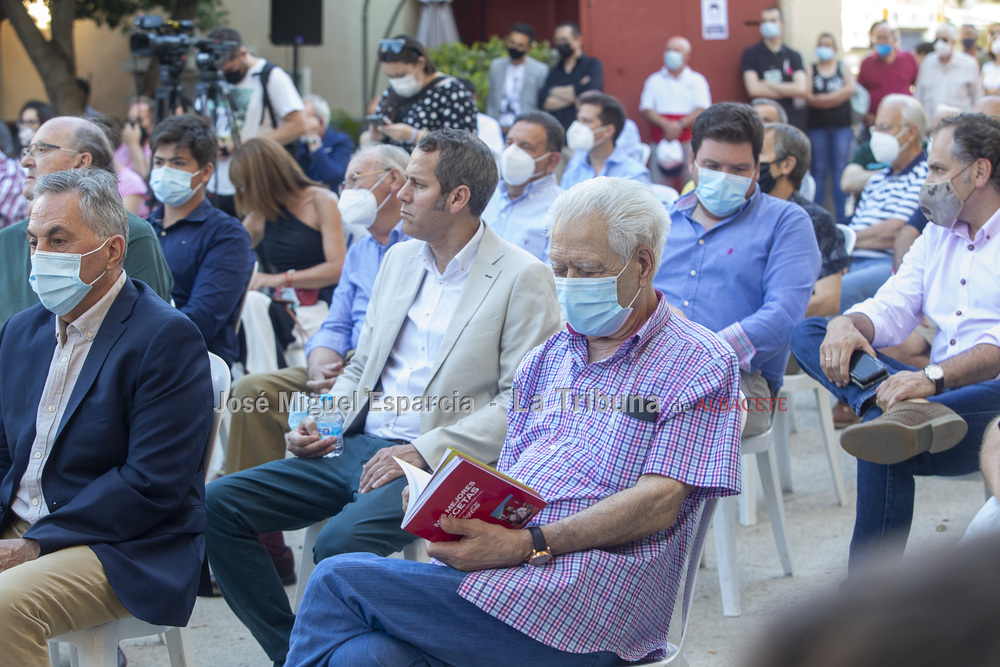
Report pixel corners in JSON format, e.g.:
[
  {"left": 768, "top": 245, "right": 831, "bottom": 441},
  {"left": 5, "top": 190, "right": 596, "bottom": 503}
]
[
  {"left": 458, "top": 293, "right": 742, "bottom": 661},
  {"left": 0, "top": 157, "right": 26, "bottom": 228}
]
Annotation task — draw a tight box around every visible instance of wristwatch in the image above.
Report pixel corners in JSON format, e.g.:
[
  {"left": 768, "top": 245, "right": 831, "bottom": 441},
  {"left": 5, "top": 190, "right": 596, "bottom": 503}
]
[
  {"left": 924, "top": 364, "right": 944, "bottom": 395},
  {"left": 525, "top": 526, "right": 552, "bottom": 566}
]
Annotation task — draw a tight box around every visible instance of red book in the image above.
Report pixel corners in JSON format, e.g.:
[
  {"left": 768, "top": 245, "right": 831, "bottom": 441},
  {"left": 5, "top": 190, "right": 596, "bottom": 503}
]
[{"left": 395, "top": 449, "right": 547, "bottom": 542}]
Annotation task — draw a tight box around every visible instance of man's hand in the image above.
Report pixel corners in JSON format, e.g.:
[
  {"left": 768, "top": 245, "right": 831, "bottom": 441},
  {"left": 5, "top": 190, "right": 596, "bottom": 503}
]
[
  {"left": 359, "top": 444, "right": 426, "bottom": 494},
  {"left": 820, "top": 316, "right": 877, "bottom": 387},
  {"left": 306, "top": 361, "right": 343, "bottom": 394},
  {"left": 122, "top": 121, "right": 143, "bottom": 148},
  {"left": 0, "top": 538, "right": 40, "bottom": 573},
  {"left": 286, "top": 418, "right": 339, "bottom": 458},
  {"left": 402, "top": 485, "right": 410, "bottom": 512},
  {"left": 662, "top": 119, "right": 683, "bottom": 141},
  {"left": 426, "top": 518, "right": 533, "bottom": 571},
  {"left": 875, "top": 371, "right": 935, "bottom": 410}
]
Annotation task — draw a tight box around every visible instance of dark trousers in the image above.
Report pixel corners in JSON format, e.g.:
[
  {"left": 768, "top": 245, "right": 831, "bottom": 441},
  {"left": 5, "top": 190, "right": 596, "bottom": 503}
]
[
  {"left": 790, "top": 317, "right": 1000, "bottom": 571},
  {"left": 205, "top": 434, "right": 415, "bottom": 663}
]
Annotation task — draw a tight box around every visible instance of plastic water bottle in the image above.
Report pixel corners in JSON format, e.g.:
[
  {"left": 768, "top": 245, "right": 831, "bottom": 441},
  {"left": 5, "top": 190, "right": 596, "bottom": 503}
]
[
  {"left": 287, "top": 392, "right": 310, "bottom": 431},
  {"left": 316, "top": 406, "right": 345, "bottom": 458}
]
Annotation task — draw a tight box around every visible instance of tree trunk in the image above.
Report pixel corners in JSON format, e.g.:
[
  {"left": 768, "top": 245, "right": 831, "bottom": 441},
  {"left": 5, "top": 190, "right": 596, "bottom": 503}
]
[{"left": 0, "top": 0, "right": 84, "bottom": 115}]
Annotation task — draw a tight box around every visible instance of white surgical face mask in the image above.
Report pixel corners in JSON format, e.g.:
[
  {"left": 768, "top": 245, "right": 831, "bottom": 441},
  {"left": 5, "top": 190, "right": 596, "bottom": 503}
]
[
  {"left": 29, "top": 238, "right": 110, "bottom": 316},
  {"left": 337, "top": 170, "right": 391, "bottom": 228},
  {"left": 18, "top": 125, "right": 35, "bottom": 148},
  {"left": 992, "top": 38, "right": 1000, "bottom": 56},
  {"left": 934, "top": 39, "right": 953, "bottom": 58},
  {"left": 567, "top": 120, "right": 606, "bottom": 153},
  {"left": 500, "top": 144, "right": 547, "bottom": 187},
  {"left": 869, "top": 129, "right": 907, "bottom": 165},
  {"left": 389, "top": 73, "right": 422, "bottom": 98}
]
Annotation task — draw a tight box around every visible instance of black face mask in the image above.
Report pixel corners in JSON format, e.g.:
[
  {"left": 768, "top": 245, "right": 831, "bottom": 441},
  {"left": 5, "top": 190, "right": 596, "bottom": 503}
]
[
  {"left": 556, "top": 43, "right": 574, "bottom": 58},
  {"left": 758, "top": 161, "right": 778, "bottom": 194},
  {"left": 962, "top": 37, "right": 977, "bottom": 50},
  {"left": 507, "top": 47, "right": 527, "bottom": 60},
  {"left": 224, "top": 66, "right": 246, "bottom": 85}
]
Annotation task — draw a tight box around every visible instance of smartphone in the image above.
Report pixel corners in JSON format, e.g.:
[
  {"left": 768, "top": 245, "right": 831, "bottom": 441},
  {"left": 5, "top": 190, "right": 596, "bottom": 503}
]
[
  {"left": 849, "top": 351, "right": 889, "bottom": 391},
  {"left": 365, "top": 114, "right": 389, "bottom": 126}
]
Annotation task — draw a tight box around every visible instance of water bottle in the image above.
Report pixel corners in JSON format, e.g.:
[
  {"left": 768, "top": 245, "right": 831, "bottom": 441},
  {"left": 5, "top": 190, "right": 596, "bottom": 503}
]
[
  {"left": 287, "top": 392, "right": 310, "bottom": 431},
  {"left": 316, "top": 405, "right": 345, "bottom": 458}
]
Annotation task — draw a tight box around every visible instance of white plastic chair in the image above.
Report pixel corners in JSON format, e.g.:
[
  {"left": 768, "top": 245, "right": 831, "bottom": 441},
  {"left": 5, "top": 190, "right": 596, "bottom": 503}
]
[
  {"left": 648, "top": 183, "right": 680, "bottom": 207},
  {"left": 636, "top": 142, "right": 653, "bottom": 168},
  {"left": 713, "top": 393, "right": 793, "bottom": 617},
  {"left": 47, "top": 352, "right": 230, "bottom": 667},
  {"left": 836, "top": 223, "right": 856, "bottom": 256},
  {"left": 292, "top": 519, "right": 429, "bottom": 613},
  {"left": 233, "top": 260, "right": 258, "bottom": 337}
]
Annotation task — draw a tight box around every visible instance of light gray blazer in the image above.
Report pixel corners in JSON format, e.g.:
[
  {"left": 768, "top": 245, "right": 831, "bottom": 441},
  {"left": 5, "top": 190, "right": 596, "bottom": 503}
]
[
  {"left": 330, "top": 224, "right": 562, "bottom": 467},
  {"left": 486, "top": 56, "right": 550, "bottom": 121}
]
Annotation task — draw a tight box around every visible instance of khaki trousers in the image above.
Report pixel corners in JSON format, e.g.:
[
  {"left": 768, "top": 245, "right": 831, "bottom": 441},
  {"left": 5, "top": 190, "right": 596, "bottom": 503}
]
[
  {"left": 224, "top": 366, "right": 309, "bottom": 475},
  {"left": 0, "top": 519, "right": 130, "bottom": 666},
  {"left": 740, "top": 369, "right": 775, "bottom": 437}
]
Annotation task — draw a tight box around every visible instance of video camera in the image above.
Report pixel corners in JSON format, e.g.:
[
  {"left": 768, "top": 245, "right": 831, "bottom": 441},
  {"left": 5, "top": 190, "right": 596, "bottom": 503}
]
[
  {"left": 194, "top": 38, "right": 239, "bottom": 76},
  {"left": 129, "top": 16, "right": 196, "bottom": 59}
]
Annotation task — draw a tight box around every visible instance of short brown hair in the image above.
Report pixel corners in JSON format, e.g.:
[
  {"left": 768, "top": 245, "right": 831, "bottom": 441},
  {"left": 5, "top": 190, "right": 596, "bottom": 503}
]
[{"left": 230, "top": 137, "right": 323, "bottom": 221}]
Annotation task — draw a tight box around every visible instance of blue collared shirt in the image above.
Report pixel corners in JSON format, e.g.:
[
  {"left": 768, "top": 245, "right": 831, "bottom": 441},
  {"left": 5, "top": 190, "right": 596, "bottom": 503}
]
[
  {"left": 149, "top": 199, "right": 255, "bottom": 367},
  {"left": 482, "top": 174, "right": 563, "bottom": 263},
  {"left": 653, "top": 188, "right": 821, "bottom": 390},
  {"left": 304, "top": 223, "right": 410, "bottom": 359},
  {"left": 560, "top": 144, "right": 651, "bottom": 190}
]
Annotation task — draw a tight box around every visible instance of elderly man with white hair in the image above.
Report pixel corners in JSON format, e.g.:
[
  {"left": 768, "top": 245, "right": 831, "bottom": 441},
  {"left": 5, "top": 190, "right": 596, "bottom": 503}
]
[
  {"left": 915, "top": 23, "right": 981, "bottom": 115},
  {"left": 639, "top": 35, "right": 711, "bottom": 187},
  {"left": 298, "top": 93, "right": 354, "bottom": 190},
  {"left": 285, "top": 177, "right": 743, "bottom": 667}
]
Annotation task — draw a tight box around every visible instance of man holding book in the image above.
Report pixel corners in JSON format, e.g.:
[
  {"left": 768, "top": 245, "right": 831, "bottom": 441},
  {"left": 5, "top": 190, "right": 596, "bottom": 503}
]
[
  {"left": 205, "top": 129, "right": 561, "bottom": 665},
  {"left": 287, "top": 177, "right": 743, "bottom": 666}
]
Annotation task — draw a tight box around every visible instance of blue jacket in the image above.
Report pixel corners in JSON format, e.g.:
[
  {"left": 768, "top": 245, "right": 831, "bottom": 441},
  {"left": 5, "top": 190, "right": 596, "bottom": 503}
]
[{"left": 0, "top": 279, "right": 213, "bottom": 627}]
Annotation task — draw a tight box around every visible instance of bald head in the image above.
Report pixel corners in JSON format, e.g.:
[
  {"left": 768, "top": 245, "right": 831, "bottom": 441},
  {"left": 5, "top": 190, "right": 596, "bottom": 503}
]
[
  {"left": 21, "top": 116, "right": 114, "bottom": 199},
  {"left": 973, "top": 96, "right": 1000, "bottom": 120},
  {"left": 666, "top": 36, "right": 691, "bottom": 54}
]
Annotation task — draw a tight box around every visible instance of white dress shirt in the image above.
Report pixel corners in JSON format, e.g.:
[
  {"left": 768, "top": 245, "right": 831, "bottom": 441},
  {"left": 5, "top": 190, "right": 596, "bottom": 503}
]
[
  {"left": 365, "top": 224, "right": 486, "bottom": 441},
  {"left": 14, "top": 271, "right": 127, "bottom": 523},
  {"left": 847, "top": 209, "right": 1000, "bottom": 367}
]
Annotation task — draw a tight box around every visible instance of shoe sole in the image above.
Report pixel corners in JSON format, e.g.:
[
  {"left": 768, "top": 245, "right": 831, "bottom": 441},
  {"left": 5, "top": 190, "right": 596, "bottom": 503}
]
[{"left": 840, "top": 412, "right": 968, "bottom": 465}]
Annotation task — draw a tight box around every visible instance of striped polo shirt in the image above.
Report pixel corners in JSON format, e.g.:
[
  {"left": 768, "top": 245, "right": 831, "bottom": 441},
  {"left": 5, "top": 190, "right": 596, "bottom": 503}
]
[{"left": 850, "top": 152, "right": 927, "bottom": 260}]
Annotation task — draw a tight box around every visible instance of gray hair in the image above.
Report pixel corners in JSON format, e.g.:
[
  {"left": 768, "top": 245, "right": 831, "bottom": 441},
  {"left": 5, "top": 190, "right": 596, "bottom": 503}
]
[
  {"left": 71, "top": 118, "right": 115, "bottom": 174},
  {"left": 751, "top": 98, "right": 788, "bottom": 123},
  {"left": 34, "top": 169, "right": 129, "bottom": 258},
  {"left": 936, "top": 23, "right": 958, "bottom": 40},
  {"left": 549, "top": 177, "right": 670, "bottom": 270},
  {"left": 881, "top": 93, "right": 928, "bottom": 138},
  {"left": 353, "top": 143, "right": 409, "bottom": 174},
  {"left": 766, "top": 123, "right": 811, "bottom": 190},
  {"left": 304, "top": 94, "right": 331, "bottom": 128}
]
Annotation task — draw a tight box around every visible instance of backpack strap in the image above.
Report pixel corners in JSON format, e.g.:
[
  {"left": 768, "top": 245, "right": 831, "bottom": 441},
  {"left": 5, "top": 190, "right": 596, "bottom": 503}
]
[{"left": 259, "top": 61, "right": 278, "bottom": 128}]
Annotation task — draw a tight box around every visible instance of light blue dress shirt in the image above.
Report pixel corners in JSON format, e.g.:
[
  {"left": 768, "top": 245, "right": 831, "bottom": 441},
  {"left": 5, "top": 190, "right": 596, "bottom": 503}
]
[
  {"left": 560, "top": 144, "right": 651, "bottom": 190},
  {"left": 481, "top": 174, "right": 563, "bottom": 263}
]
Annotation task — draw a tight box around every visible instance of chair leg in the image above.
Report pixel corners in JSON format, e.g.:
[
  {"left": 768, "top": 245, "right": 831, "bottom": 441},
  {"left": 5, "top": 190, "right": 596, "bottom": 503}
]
[
  {"left": 293, "top": 518, "right": 329, "bottom": 613},
  {"left": 814, "top": 388, "right": 848, "bottom": 506},
  {"left": 772, "top": 402, "right": 794, "bottom": 494},
  {"left": 756, "top": 449, "right": 793, "bottom": 576},
  {"left": 738, "top": 454, "right": 758, "bottom": 526},
  {"left": 163, "top": 627, "right": 194, "bottom": 667},
  {"left": 47, "top": 642, "right": 61, "bottom": 667},
  {"left": 713, "top": 497, "right": 742, "bottom": 617}
]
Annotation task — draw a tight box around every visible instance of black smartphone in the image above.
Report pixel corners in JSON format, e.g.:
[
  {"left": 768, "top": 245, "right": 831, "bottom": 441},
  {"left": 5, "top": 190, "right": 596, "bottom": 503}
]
[
  {"left": 365, "top": 114, "right": 389, "bottom": 126},
  {"left": 849, "top": 351, "right": 889, "bottom": 391}
]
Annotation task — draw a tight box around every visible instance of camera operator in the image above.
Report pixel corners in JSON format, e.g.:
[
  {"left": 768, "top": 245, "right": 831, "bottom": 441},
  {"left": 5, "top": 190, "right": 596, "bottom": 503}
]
[{"left": 206, "top": 27, "right": 305, "bottom": 216}]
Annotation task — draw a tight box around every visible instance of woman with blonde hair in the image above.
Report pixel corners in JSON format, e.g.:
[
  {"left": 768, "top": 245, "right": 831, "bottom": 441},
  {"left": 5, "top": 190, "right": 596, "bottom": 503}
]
[{"left": 232, "top": 137, "right": 345, "bottom": 306}]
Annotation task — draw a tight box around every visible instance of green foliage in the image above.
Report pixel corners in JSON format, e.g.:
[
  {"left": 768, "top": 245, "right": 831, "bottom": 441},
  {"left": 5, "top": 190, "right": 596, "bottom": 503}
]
[
  {"left": 73, "top": 0, "right": 225, "bottom": 30},
  {"left": 329, "top": 108, "right": 365, "bottom": 145},
  {"left": 429, "top": 36, "right": 555, "bottom": 112}
]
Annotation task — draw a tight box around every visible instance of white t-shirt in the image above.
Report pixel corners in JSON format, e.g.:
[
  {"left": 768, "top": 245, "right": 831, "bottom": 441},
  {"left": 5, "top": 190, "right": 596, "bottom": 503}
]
[
  {"left": 209, "top": 59, "right": 304, "bottom": 196},
  {"left": 639, "top": 67, "right": 712, "bottom": 116}
]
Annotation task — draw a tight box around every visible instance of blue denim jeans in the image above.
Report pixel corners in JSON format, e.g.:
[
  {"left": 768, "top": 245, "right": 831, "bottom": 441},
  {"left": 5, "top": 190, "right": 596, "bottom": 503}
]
[
  {"left": 839, "top": 255, "right": 893, "bottom": 313},
  {"left": 286, "top": 553, "right": 622, "bottom": 667},
  {"left": 807, "top": 126, "right": 854, "bottom": 219},
  {"left": 205, "top": 435, "right": 417, "bottom": 664},
  {"left": 790, "top": 317, "right": 1000, "bottom": 571}
]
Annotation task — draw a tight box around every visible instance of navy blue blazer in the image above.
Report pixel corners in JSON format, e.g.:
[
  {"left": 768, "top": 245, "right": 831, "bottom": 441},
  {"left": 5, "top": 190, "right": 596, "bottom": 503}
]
[{"left": 0, "top": 278, "right": 213, "bottom": 627}]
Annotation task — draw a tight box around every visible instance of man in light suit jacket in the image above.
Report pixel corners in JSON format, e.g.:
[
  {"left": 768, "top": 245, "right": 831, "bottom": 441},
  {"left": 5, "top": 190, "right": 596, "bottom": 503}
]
[
  {"left": 0, "top": 169, "right": 213, "bottom": 664},
  {"left": 206, "top": 128, "right": 562, "bottom": 664},
  {"left": 486, "top": 23, "right": 550, "bottom": 133}
]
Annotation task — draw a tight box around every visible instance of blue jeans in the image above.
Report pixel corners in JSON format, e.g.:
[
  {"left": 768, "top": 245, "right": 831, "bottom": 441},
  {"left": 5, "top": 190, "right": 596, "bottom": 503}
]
[
  {"left": 839, "top": 255, "right": 893, "bottom": 313},
  {"left": 790, "top": 318, "right": 1000, "bottom": 571},
  {"left": 205, "top": 435, "right": 416, "bottom": 664},
  {"left": 286, "top": 553, "right": 622, "bottom": 667},
  {"left": 807, "top": 125, "right": 853, "bottom": 219}
]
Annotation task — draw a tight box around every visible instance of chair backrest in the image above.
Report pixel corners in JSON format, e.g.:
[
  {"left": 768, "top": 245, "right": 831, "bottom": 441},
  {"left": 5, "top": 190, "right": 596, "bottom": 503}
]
[
  {"left": 234, "top": 261, "right": 259, "bottom": 335},
  {"left": 664, "top": 496, "right": 719, "bottom": 663},
  {"left": 836, "top": 223, "right": 856, "bottom": 256},
  {"left": 738, "top": 390, "right": 748, "bottom": 436},
  {"left": 204, "top": 352, "right": 231, "bottom": 476},
  {"left": 637, "top": 142, "right": 652, "bottom": 167},
  {"left": 649, "top": 183, "right": 680, "bottom": 207}
]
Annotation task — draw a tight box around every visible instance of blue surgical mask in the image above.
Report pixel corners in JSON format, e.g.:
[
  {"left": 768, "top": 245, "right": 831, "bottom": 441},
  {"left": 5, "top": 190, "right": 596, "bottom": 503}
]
[
  {"left": 816, "top": 45, "right": 835, "bottom": 62},
  {"left": 150, "top": 165, "right": 203, "bottom": 207},
  {"left": 694, "top": 163, "right": 754, "bottom": 218},
  {"left": 875, "top": 43, "right": 893, "bottom": 59},
  {"left": 29, "top": 238, "right": 110, "bottom": 316},
  {"left": 664, "top": 49, "right": 684, "bottom": 71},
  {"left": 554, "top": 260, "right": 639, "bottom": 337},
  {"left": 760, "top": 21, "right": 781, "bottom": 40}
]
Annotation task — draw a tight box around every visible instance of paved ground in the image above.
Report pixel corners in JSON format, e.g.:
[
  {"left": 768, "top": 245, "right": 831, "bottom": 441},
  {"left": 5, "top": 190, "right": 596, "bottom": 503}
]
[{"left": 60, "top": 389, "right": 986, "bottom": 667}]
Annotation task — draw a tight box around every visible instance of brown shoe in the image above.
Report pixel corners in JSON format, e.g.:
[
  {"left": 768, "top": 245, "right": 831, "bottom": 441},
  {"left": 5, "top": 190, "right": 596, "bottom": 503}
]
[
  {"left": 840, "top": 401, "right": 967, "bottom": 465},
  {"left": 833, "top": 401, "right": 860, "bottom": 429}
]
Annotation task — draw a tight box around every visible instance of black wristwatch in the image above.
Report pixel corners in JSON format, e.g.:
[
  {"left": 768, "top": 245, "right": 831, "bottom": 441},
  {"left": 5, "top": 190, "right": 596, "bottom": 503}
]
[
  {"left": 525, "top": 526, "right": 552, "bottom": 566},
  {"left": 924, "top": 364, "right": 944, "bottom": 395}
]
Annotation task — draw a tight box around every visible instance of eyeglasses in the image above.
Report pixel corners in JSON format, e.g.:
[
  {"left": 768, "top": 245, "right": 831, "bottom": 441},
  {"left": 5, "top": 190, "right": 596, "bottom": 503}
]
[
  {"left": 379, "top": 39, "right": 407, "bottom": 55},
  {"left": 338, "top": 168, "right": 391, "bottom": 194},
  {"left": 21, "top": 142, "right": 82, "bottom": 160}
]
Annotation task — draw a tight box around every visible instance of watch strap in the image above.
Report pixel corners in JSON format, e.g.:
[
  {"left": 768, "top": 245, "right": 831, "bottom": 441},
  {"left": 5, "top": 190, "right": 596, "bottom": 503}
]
[
  {"left": 924, "top": 365, "right": 944, "bottom": 395},
  {"left": 528, "top": 526, "right": 547, "bottom": 553}
]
